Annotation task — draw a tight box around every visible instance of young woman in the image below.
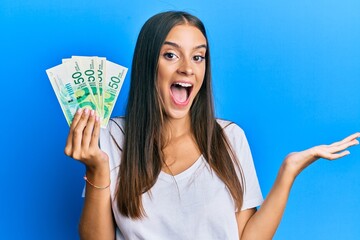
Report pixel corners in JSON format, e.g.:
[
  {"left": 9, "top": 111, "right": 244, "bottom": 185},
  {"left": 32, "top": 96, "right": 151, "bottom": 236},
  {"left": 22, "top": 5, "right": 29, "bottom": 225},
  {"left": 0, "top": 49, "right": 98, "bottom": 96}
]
[{"left": 64, "top": 11, "right": 359, "bottom": 240}]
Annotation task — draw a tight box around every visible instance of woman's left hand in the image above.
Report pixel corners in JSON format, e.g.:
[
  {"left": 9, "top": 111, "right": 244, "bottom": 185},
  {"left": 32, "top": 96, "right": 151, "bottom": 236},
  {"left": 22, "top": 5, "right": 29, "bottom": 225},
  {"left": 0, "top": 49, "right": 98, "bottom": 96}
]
[{"left": 283, "top": 132, "right": 360, "bottom": 178}]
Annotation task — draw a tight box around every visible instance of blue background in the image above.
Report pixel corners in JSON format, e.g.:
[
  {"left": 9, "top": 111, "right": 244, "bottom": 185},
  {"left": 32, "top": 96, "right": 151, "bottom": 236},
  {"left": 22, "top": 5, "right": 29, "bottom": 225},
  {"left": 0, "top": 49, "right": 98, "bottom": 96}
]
[{"left": 1, "top": 0, "right": 359, "bottom": 239}]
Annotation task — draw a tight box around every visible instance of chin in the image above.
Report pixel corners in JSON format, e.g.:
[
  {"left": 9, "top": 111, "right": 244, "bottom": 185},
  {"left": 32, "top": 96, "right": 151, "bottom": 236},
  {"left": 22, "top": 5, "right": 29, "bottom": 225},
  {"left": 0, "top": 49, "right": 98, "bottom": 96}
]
[{"left": 164, "top": 108, "right": 191, "bottom": 121}]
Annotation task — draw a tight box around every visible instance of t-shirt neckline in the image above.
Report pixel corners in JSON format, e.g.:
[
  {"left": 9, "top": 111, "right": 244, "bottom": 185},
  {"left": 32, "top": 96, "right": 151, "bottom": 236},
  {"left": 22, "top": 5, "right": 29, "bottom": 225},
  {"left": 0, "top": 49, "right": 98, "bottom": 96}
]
[{"left": 158, "top": 154, "right": 204, "bottom": 182}]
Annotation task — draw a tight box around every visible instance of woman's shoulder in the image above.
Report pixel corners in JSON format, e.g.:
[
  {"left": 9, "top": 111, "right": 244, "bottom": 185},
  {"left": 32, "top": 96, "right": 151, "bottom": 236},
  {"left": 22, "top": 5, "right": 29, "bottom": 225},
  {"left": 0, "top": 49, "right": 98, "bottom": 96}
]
[
  {"left": 100, "top": 116, "right": 126, "bottom": 151},
  {"left": 106, "top": 116, "right": 126, "bottom": 135},
  {"left": 216, "top": 118, "right": 245, "bottom": 136},
  {"left": 216, "top": 118, "right": 248, "bottom": 149}
]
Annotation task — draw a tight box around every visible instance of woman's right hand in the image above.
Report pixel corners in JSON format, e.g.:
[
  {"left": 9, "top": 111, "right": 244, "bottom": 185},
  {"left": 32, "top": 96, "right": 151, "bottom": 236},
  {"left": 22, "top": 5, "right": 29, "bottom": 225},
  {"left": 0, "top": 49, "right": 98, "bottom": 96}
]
[
  {"left": 64, "top": 108, "right": 109, "bottom": 171},
  {"left": 66, "top": 109, "right": 114, "bottom": 239}
]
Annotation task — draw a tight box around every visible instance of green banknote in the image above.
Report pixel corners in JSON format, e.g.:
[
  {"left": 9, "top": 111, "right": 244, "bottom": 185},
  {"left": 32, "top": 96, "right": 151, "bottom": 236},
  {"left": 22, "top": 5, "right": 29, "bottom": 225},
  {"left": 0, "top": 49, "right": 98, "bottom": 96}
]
[
  {"left": 73, "top": 56, "right": 100, "bottom": 114},
  {"left": 63, "top": 58, "right": 98, "bottom": 113},
  {"left": 46, "top": 56, "right": 127, "bottom": 128},
  {"left": 102, "top": 60, "right": 128, "bottom": 127},
  {"left": 97, "top": 57, "right": 106, "bottom": 118},
  {"left": 46, "top": 64, "right": 79, "bottom": 126}
]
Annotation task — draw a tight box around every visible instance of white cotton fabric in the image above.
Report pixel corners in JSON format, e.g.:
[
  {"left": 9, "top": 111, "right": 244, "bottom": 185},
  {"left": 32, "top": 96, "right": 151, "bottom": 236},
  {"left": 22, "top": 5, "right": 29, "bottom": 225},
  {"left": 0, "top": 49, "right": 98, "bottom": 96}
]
[{"left": 98, "top": 118, "right": 263, "bottom": 240}]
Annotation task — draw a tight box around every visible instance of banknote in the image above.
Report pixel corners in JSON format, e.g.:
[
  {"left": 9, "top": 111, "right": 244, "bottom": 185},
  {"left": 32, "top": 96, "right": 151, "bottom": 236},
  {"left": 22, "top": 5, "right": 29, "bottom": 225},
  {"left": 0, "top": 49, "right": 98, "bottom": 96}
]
[
  {"left": 73, "top": 56, "right": 100, "bottom": 111},
  {"left": 46, "top": 64, "right": 79, "bottom": 126},
  {"left": 63, "top": 58, "right": 98, "bottom": 113},
  {"left": 97, "top": 57, "right": 106, "bottom": 118},
  {"left": 102, "top": 60, "right": 128, "bottom": 127},
  {"left": 46, "top": 56, "right": 127, "bottom": 128}
]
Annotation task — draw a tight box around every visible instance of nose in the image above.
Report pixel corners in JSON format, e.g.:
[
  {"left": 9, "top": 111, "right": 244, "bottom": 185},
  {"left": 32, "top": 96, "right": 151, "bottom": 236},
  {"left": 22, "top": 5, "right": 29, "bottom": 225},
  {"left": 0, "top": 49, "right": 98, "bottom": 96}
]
[{"left": 177, "top": 59, "right": 194, "bottom": 76}]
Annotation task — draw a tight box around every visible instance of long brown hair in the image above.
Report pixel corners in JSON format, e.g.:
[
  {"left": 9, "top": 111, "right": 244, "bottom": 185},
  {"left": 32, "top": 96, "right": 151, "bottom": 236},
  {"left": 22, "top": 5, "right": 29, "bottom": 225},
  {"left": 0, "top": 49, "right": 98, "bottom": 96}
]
[{"left": 117, "top": 11, "right": 244, "bottom": 219}]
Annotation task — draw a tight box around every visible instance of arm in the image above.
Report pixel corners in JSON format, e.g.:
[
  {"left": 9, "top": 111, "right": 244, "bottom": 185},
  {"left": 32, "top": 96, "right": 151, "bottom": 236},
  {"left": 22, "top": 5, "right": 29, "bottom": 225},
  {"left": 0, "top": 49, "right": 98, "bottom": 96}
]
[
  {"left": 64, "top": 108, "right": 115, "bottom": 240},
  {"left": 238, "top": 132, "right": 360, "bottom": 240}
]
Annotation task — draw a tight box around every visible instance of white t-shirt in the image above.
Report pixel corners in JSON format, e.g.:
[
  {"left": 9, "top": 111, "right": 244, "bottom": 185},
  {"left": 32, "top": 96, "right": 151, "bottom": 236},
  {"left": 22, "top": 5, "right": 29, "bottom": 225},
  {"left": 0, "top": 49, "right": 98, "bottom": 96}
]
[{"left": 98, "top": 118, "right": 263, "bottom": 240}]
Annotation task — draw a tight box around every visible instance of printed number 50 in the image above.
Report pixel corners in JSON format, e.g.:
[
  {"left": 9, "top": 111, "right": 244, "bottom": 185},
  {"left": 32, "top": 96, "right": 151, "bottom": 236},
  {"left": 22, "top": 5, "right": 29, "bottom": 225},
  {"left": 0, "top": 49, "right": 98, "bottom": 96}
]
[{"left": 108, "top": 76, "right": 121, "bottom": 89}]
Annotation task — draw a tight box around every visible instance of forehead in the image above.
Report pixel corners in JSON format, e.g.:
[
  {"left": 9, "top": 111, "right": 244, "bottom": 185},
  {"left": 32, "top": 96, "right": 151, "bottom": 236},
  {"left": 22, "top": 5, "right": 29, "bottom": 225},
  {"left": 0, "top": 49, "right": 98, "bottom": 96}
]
[{"left": 164, "top": 24, "right": 207, "bottom": 47}]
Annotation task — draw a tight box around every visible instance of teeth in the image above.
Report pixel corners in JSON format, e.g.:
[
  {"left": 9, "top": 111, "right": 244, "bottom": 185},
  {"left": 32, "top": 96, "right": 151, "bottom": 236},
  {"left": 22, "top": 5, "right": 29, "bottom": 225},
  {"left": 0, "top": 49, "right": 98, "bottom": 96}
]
[{"left": 175, "top": 82, "right": 192, "bottom": 87}]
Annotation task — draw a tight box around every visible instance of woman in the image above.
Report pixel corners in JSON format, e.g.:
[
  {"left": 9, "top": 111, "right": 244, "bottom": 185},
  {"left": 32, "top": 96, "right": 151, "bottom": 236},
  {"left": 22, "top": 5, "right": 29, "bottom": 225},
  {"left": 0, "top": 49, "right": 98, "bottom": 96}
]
[{"left": 64, "top": 11, "right": 359, "bottom": 239}]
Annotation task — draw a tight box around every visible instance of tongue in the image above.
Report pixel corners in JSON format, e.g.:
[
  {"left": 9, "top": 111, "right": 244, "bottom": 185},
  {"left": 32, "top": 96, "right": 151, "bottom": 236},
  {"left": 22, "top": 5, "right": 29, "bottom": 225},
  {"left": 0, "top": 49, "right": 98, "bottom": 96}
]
[{"left": 171, "top": 85, "right": 187, "bottom": 103}]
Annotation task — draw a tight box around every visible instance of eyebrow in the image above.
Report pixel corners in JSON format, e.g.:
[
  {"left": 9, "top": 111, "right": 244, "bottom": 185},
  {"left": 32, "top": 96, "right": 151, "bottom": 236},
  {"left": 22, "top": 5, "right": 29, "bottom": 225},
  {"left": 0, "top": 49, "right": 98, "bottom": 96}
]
[{"left": 163, "top": 41, "right": 207, "bottom": 50}]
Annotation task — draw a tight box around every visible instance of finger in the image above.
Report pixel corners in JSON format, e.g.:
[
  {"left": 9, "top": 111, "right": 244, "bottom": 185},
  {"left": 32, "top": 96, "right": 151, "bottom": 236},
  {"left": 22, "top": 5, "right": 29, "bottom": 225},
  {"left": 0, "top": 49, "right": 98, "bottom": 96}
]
[
  {"left": 89, "top": 114, "right": 101, "bottom": 149},
  {"left": 329, "top": 132, "right": 360, "bottom": 147},
  {"left": 71, "top": 108, "right": 85, "bottom": 129},
  {"left": 326, "top": 150, "right": 350, "bottom": 161},
  {"left": 82, "top": 110, "right": 96, "bottom": 150},
  {"left": 315, "top": 147, "right": 350, "bottom": 160},
  {"left": 65, "top": 108, "right": 84, "bottom": 155},
  {"left": 72, "top": 108, "right": 91, "bottom": 157},
  {"left": 328, "top": 139, "right": 359, "bottom": 154}
]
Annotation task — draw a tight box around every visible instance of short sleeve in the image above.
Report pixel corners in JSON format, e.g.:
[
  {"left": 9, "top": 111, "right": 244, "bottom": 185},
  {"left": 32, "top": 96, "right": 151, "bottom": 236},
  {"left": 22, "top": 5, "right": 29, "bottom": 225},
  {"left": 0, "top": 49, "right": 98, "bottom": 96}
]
[{"left": 219, "top": 120, "right": 264, "bottom": 211}]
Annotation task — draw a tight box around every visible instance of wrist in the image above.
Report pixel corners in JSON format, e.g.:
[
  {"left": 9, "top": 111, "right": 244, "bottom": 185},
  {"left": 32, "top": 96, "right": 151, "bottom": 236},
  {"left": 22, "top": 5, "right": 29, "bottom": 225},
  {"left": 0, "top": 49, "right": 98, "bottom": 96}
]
[
  {"left": 282, "top": 150, "right": 318, "bottom": 179},
  {"left": 85, "top": 156, "right": 109, "bottom": 174},
  {"left": 85, "top": 161, "right": 110, "bottom": 187},
  {"left": 280, "top": 156, "right": 300, "bottom": 181}
]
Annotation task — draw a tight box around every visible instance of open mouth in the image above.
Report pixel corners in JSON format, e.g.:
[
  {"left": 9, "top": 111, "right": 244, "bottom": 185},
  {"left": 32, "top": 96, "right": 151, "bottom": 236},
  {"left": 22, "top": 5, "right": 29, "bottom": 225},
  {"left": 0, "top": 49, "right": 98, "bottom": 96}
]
[{"left": 170, "top": 82, "right": 193, "bottom": 104}]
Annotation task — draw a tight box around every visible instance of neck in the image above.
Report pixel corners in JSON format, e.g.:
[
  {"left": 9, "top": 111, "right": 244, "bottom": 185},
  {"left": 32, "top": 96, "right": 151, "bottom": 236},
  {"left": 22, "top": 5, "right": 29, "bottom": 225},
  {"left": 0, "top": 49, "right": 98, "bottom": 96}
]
[{"left": 163, "top": 115, "right": 192, "bottom": 139}]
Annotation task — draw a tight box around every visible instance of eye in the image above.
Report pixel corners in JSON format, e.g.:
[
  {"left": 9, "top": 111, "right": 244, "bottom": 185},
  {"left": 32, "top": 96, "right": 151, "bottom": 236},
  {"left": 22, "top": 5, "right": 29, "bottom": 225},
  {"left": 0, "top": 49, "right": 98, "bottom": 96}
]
[
  {"left": 193, "top": 55, "right": 205, "bottom": 63},
  {"left": 163, "top": 52, "right": 178, "bottom": 60}
]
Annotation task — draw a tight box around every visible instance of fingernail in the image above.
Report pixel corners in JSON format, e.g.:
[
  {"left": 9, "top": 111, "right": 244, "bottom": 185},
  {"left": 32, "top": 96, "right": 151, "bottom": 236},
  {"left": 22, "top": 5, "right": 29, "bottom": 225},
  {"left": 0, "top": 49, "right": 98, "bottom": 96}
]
[
  {"left": 96, "top": 116, "right": 100, "bottom": 122},
  {"left": 77, "top": 108, "right": 83, "bottom": 114},
  {"left": 84, "top": 108, "right": 89, "bottom": 114},
  {"left": 90, "top": 110, "right": 95, "bottom": 116}
]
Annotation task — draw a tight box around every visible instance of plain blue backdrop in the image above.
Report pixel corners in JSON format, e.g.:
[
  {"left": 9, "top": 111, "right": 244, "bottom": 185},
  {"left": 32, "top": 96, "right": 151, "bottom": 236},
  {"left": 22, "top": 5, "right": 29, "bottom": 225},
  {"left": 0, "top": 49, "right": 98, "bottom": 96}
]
[{"left": 1, "top": 0, "right": 359, "bottom": 239}]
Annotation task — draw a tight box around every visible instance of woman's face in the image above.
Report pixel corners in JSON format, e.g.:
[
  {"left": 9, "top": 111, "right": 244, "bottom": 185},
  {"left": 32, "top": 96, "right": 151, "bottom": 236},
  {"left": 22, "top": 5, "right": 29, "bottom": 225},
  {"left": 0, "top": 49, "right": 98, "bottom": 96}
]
[{"left": 157, "top": 24, "right": 207, "bottom": 121}]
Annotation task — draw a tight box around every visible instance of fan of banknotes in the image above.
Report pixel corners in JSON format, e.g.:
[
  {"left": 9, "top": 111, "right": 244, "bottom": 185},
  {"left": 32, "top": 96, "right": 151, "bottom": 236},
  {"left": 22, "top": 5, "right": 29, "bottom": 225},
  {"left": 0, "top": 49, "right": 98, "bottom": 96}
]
[{"left": 46, "top": 56, "right": 128, "bottom": 128}]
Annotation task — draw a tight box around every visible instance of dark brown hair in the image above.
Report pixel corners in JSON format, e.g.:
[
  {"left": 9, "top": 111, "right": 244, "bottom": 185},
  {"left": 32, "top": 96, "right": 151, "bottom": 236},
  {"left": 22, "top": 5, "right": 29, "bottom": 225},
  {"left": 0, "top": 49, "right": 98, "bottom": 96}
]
[{"left": 117, "top": 11, "right": 244, "bottom": 219}]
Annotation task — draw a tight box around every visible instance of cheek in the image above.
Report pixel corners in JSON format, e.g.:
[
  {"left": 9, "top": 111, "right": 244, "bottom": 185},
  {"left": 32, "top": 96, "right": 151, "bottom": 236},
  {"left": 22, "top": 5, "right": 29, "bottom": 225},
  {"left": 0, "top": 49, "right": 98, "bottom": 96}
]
[
  {"left": 197, "top": 64, "right": 206, "bottom": 78},
  {"left": 156, "top": 73, "right": 168, "bottom": 100},
  {"left": 157, "top": 61, "right": 170, "bottom": 83},
  {"left": 197, "top": 66, "right": 206, "bottom": 87}
]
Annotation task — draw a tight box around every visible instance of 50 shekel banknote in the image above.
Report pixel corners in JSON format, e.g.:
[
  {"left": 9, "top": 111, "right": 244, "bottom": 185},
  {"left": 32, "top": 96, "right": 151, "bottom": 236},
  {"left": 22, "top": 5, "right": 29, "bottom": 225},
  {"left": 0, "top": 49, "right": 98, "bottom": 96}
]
[{"left": 46, "top": 56, "right": 128, "bottom": 128}]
